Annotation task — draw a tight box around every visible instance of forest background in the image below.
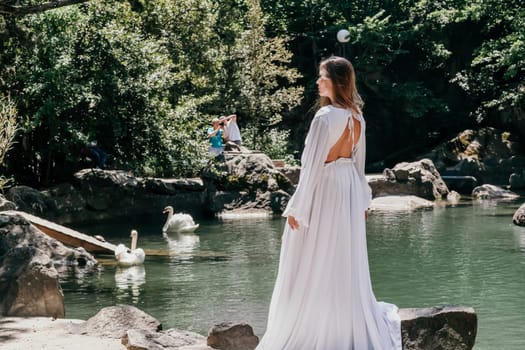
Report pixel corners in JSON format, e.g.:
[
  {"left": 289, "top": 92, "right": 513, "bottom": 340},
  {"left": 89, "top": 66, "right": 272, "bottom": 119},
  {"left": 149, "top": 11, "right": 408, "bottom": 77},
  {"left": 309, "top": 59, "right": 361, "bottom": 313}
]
[{"left": 0, "top": 0, "right": 523, "bottom": 188}]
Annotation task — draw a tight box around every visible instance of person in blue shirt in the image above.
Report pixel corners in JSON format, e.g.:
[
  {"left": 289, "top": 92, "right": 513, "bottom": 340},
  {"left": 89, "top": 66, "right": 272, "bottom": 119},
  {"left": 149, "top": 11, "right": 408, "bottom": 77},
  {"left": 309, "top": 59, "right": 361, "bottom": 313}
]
[{"left": 207, "top": 117, "right": 228, "bottom": 155}]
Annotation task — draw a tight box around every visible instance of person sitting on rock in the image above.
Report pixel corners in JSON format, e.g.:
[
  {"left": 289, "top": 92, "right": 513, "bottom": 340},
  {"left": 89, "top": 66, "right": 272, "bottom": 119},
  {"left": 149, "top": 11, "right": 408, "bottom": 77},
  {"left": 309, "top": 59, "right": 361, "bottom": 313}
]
[
  {"left": 207, "top": 118, "right": 228, "bottom": 156},
  {"left": 219, "top": 114, "right": 242, "bottom": 146},
  {"left": 81, "top": 141, "right": 107, "bottom": 169}
]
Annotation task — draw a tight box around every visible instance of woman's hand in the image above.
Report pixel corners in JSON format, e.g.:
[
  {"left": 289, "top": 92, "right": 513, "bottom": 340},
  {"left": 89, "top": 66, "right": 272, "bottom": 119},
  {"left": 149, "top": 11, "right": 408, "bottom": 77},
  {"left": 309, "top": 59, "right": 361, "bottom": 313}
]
[{"left": 288, "top": 215, "right": 299, "bottom": 230}]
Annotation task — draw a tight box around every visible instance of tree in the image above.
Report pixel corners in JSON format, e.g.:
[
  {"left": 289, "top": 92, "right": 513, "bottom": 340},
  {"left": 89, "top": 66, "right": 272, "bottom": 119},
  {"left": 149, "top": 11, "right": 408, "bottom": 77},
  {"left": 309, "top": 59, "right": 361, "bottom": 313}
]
[
  {"left": 0, "top": 0, "right": 89, "bottom": 15},
  {"left": 227, "top": 0, "right": 303, "bottom": 151}
]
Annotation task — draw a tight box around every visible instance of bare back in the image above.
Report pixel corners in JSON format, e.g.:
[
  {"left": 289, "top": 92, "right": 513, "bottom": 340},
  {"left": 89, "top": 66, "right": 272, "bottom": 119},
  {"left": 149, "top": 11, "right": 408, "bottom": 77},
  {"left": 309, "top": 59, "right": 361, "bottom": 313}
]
[{"left": 325, "top": 115, "right": 361, "bottom": 163}]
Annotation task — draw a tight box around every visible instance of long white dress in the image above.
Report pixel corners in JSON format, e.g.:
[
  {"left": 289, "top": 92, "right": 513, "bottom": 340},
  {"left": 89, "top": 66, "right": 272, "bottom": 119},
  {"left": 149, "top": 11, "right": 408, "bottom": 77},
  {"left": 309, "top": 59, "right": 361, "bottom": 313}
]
[{"left": 256, "top": 105, "right": 402, "bottom": 350}]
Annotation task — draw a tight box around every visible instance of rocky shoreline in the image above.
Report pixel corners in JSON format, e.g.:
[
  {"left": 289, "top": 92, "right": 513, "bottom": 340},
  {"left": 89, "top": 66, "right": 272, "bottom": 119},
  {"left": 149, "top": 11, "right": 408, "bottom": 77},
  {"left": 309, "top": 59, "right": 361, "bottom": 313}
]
[
  {"left": 0, "top": 304, "right": 478, "bottom": 350},
  {"left": 2, "top": 127, "right": 525, "bottom": 349}
]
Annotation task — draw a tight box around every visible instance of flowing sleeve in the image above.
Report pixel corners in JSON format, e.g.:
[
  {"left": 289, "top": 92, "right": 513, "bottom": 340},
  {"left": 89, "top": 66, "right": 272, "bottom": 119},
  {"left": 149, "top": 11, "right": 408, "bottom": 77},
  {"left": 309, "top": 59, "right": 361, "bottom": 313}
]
[
  {"left": 282, "top": 113, "right": 331, "bottom": 229},
  {"left": 354, "top": 115, "right": 372, "bottom": 209}
]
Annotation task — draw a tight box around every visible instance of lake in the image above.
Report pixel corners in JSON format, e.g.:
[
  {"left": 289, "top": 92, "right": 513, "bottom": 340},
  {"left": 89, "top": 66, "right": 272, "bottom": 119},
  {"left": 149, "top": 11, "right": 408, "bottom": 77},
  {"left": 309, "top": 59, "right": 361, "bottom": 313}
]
[{"left": 63, "top": 199, "right": 525, "bottom": 349}]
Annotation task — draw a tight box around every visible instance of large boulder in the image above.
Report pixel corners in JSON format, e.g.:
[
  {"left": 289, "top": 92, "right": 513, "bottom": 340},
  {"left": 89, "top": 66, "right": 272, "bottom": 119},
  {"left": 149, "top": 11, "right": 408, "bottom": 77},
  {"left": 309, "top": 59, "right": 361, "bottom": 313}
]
[
  {"left": 71, "top": 169, "right": 204, "bottom": 222},
  {"left": 6, "top": 185, "right": 58, "bottom": 218},
  {"left": 200, "top": 153, "right": 293, "bottom": 216},
  {"left": 0, "top": 246, "right": 65, "bottom": 317},
  {"left": 7, "top": 170, "right": 207, "bottom": 224},
  {"left": 80, "top": 304, "right": 162, "bottom": 339},
  {"left": 369, "top": 195, "right": 435, "bottom": 212},
  {"left": 400, "top": 306, "right": 477, "bottom": 350},
  {"left": 369, "top": 159, "right": 449, "bottom": 200},
  {"left": 418, "top": 128, "right": 524, "bottom": 185},
  {"left": 0, "top": 212, "right": 98, "bottom": 270},
  {"left": 471, "top": 184, "right": 520, "bottom": 200},
  {"left": 0, "top": 212, "right": 99, "bottom": 317},
  {"left": 513, "top": 203, "right": 525, "bottom": 226}
]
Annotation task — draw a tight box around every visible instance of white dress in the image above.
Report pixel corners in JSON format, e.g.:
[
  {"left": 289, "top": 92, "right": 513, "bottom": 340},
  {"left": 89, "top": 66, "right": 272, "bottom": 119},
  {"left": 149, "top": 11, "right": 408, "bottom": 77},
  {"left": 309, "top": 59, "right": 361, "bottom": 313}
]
[{"left": 256, "top": 105, "right": 402, "bottom": 350}]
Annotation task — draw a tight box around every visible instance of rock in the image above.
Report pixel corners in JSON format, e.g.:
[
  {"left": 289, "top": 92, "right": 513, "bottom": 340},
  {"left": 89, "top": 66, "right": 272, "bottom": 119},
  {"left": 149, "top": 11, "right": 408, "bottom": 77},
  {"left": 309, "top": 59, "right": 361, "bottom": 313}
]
[
  {"left": 207, "top": 322, "right": 259, "bottom": 350},
  {"left": 0, "top": 212, "right": 98, "bottom": 270},
  {"left": 400, "top": 306, "right": 477, "bottom": 350},
  {"left": 81, "top": 305, "right": 162, "bottom": 339},
  {"left": 418, "top": 128, "right": 524, "bottom": 185},
  {"left": 471, "top": 184, "right": 519, "bottom": 200},
  {"left": 122, "top": 328, "right": 209, "bottom": 350},
  {"left": 446, "top": 191, "right": 461, "bottom": 204},
  {"left": 60, "top": 169, "right": 205, "bottom": 224},
  {"left": 201, "top": 153, "right": 293, "bottom": 216},
  {"left": 509, "top": 170, "right": 525, "bottom": 190},
  {"left": 0, "top": 246, "right": 65, "bottom": 318},
  {"left": 144, "top": 178, "right": 204, "bottom": 194},
  {"left": 6, "top": 185, "right": 58, "bottom": 218},
  {"left": 278, "top": 165, "right": 300, "bottom": 185},
  {"left": 41, "top": 183, "right": 87, "bottom": 223},
  {"left": 0, "top": 194, "right": 16, "bottom": 211},
  {"left": 369, "top": 159, "right": 448, "bottom": 200},
  {"left": 513, "top": 203, "right": 525, "bottom": 226},
  {"left": 0, "top": 212, "right": 98, "bottom": 317},
  {"left": 369, "top": 195, "right": 435, "bottom": 212}
]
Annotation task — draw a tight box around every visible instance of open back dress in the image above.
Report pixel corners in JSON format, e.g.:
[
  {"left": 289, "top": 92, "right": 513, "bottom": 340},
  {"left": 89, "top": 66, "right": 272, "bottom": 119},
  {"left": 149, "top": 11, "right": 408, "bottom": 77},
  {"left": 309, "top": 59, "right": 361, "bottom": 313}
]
[{"left": 256, "top": 105, "right": 402, "bottom": 350}]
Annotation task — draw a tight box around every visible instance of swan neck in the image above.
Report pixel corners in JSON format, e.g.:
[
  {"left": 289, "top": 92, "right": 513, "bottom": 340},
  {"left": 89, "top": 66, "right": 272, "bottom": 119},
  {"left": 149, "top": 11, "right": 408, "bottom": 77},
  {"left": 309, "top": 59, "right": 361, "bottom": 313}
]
[{"left": 131, "top": 235, "right": 138, "bottom": 250}]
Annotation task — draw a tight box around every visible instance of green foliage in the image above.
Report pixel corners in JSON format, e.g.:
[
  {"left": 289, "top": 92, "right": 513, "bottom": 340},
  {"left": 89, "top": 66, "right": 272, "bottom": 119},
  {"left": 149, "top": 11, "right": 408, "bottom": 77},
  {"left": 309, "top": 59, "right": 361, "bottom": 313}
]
[
  {"left": 222, "top": 0, "right": 303, "bottom": 129},
  {"left": 242, "top": 125, "right": 291, "bottom": 159},
  {"left": 0, "top": 95, "right": 18, "bottom": 192},
  {"left": 0, "top": 95, "right": 18, "bottom": 166},
  {"left": 454, "top": 0, "right": 525, "bottom": 123},
  {"left": 1, "top": 0, "right": 523, "bottom": 186}
]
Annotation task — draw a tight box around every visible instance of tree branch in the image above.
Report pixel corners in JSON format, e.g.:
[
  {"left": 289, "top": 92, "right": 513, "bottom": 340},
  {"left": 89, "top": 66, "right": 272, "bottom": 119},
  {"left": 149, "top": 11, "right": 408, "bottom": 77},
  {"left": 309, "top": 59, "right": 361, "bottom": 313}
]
[{"left": 0, "top": 0, "right": 90, "bottom": 15}]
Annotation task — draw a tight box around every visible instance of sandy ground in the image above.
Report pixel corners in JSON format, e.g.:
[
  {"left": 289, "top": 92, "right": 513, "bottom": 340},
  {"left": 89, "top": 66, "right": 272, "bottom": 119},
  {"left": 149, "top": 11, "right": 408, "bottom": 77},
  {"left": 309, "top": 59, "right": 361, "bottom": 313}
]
[{"left": 0, "top": 317, "right": 126, "bottom": 350}]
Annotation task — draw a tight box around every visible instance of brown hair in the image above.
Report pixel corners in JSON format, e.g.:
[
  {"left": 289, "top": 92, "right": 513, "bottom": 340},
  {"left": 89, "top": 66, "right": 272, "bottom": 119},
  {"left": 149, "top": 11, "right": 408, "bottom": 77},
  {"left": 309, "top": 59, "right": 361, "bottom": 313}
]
[{"left": 318, "top": 56, "right": 363, "bottom": 115}]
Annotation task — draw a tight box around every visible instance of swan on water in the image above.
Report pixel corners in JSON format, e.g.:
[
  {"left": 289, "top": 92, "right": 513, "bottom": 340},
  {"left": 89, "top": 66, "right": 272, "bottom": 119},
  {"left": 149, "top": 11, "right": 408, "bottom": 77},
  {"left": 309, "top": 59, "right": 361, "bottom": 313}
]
[
  {"left": 115, "top": 229, "right": 146, "bottom": 266},
  {"left": 162, "top": 206, "right": 199, "bottom": 234}
]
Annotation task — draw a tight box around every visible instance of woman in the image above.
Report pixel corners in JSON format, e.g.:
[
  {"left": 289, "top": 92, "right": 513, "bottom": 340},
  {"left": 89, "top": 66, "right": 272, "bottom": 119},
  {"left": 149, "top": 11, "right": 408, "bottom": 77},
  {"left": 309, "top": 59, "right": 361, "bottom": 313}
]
[
  {"left": 256, "top": 56, "right": 401, "bottom": 349},
  {"left": 207, "top": 117, "right": 227, "bottom": 155}
]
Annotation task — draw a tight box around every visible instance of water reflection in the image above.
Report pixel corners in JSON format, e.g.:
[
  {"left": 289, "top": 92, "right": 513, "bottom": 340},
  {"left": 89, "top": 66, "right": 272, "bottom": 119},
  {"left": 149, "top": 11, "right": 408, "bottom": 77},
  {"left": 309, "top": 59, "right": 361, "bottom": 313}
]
[
  {"left": 63, "top": 203, "right": 525, "bottom": 349},
  {"left": 114, "top": 265, "right": 146, "bottom": 303},
  {"left": 164, "top": 232, "right": 200, "bottom": 259}
]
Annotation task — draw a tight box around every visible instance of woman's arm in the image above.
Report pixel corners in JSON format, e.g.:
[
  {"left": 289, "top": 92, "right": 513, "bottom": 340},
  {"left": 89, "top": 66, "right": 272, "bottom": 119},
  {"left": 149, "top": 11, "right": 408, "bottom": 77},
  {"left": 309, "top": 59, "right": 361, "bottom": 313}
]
[{"left": 283, "top": 111, "right": 331, "bottom": 230}]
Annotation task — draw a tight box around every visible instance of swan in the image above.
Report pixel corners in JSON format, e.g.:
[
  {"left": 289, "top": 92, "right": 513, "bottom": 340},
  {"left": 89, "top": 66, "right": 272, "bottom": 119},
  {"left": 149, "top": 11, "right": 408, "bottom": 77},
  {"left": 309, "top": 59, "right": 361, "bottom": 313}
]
[
  {"left": 162, "top": 206, "right": 199, "bottom": 234},
  {"left": 114, "top": 229, "right": 146, "bottom": 266}
]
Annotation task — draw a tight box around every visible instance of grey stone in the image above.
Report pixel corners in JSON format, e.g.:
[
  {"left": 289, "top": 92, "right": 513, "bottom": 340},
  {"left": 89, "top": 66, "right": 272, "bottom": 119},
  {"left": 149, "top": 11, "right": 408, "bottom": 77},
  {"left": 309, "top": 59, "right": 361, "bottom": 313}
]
[
  {"left": 201, "top": 153, "right": 293, "bottom": 216},
  {"left": 0, "top": 212, "right": 99, "bottom": 317},
  {"left": 0, "top": 212, "right": 98, "bottom": 270},
  {"left": 6, "top": 185, "right": 57, "bottom": 218},
  {"left": 471, "top": 184, "right": 519, "bottom": 200},
  {"left": 509, "top": 171, "right": 525, "bottom": 190},
  {"left": 81, "top": 305, "right": 162, "bottom": 339},
  {"left": 371, "top": 159, "right": 448, "bottom": 200},
  {"left": 279, "top": 165, "right": 300, "bottom": 185},
  {"left": 400, "top": 306, "right": 477, "bottom": 350},
  {"left": 207, "top": 322, "right": 259, "bottom": 350},
  {"left": 0, "top": 194, "right": 16, "bottom": 211},
  {"left": 0, "top": 246, "right": 65, "bottom": 318},
  {"left": 513, "top": 203, "right": 525, "bottom": 226},
  {"left": 369, "top": 195, "right": 435, "bottom": 212},
  {"left": 122, "top": 328, "right": 208, "bottom": 350},
  {"left": 417, "top": 127, "right": 524, "bottom": 185}
]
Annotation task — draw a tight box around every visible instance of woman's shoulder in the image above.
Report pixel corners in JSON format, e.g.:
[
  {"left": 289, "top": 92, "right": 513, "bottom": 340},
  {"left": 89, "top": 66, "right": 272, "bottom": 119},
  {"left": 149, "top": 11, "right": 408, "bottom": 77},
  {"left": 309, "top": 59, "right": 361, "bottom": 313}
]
[{"left": 314, "top": 105, "right": 344, "bottom": 120}]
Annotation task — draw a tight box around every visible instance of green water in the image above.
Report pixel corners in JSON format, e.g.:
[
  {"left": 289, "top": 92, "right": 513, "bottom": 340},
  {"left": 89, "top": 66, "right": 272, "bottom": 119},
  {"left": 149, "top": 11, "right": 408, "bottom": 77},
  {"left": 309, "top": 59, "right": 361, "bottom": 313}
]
[{"left": 63, "top": 200, "right": 525, "bottom": 349}]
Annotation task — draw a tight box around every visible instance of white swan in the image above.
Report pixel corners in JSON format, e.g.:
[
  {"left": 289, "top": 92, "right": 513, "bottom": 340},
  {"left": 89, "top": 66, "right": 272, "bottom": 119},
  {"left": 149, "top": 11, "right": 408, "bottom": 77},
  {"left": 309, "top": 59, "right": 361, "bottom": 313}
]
[
  {"left": 162, "top": 206, "right": 199, "bottom": 234},
  {"left": 114, "top": 229, "right": 146, "bottom": 266}
]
